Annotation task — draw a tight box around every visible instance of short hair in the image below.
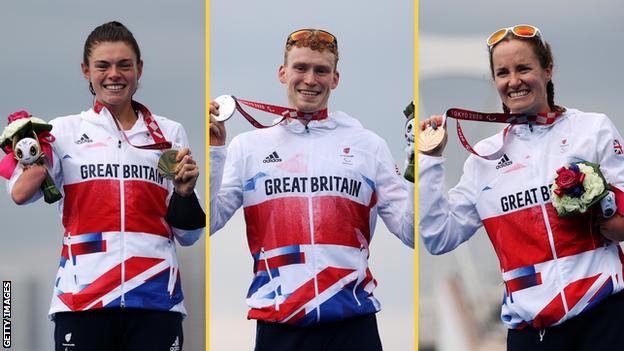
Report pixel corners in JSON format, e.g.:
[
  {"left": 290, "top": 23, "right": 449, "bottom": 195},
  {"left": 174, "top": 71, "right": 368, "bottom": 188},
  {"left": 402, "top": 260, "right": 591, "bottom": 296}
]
[{"left": 284, "top": 29, "right": 339, "bottom": 69}]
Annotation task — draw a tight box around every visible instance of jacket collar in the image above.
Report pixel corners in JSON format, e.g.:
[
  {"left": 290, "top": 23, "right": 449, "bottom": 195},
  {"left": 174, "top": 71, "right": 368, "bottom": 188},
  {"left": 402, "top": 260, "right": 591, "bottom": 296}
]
[
  {"left": 280, "top": 111, "right": 360, "bottom": 134},
  {"left": 511, "top": 108, "right": 569, "bottom": 138}
]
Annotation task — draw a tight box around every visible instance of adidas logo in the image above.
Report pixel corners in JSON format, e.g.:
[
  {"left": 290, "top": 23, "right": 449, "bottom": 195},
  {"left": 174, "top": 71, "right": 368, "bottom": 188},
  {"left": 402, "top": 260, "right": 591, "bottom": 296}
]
[
  {"left": 170, "top": 336, "right": 181, "bottom": 351},
  {"left": 496, "top": 154, "right": 513, "bottom": 169},
  {"left": 263, "top": 151, "right": 282, "bottom": 163},
  {"left": 75, "top": 133, "right": 93, "bottom": 144}
]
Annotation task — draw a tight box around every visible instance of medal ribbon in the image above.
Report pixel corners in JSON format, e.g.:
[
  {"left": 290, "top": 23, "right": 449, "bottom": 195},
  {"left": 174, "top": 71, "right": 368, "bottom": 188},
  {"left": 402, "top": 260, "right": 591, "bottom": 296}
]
[
  {"left": 95, "top": 100, "right": 172, "bottom": 150},
  {"left": 444, "top": 108, "right": 562, "bottom": 160},
  {"left": 233, "top": 96, "right": 328, "bottom": 128}
]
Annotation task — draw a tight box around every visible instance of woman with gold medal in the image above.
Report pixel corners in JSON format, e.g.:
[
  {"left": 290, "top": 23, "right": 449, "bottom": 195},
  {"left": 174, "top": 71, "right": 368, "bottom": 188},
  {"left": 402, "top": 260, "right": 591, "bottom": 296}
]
[{"left": 5, "top": 21, "right": 204, "bottom": 351}]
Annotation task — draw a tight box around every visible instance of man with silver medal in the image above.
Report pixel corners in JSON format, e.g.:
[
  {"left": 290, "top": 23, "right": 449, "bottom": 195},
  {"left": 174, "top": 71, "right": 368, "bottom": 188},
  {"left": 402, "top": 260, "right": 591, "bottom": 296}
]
[{"left": 209, "top": 29, "right": 414, "bottom": 351}]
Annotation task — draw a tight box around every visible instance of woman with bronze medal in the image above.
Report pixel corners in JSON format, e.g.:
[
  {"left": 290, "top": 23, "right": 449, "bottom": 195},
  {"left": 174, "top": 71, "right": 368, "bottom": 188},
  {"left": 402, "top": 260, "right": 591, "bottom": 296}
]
[
  {"left": 5, "top": 21, "right": 204, "bottom": 350},
  {"left": 419, "top": 25, "right": 624, "bottom": 349}
]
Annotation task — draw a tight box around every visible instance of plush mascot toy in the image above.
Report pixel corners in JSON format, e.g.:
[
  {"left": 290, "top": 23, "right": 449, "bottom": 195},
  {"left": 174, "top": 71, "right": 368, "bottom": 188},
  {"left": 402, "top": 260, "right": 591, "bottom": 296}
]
[
  {"left": 0, "top": 111, "right": 62, "bottom": 203},
  {"left": 403, "top": 101, "right": 415, "bottom": 182}
]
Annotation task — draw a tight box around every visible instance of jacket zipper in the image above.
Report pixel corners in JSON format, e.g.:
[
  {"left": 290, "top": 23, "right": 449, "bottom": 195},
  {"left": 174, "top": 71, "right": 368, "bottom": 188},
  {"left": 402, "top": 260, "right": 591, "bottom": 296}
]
[
  {"left": 167, "top": 239, "right": 177, "bottom": 297},
  {"left": 538, "top": 203, "right": 569, "bottom": 315},
  {"left": 527, "top": 132, "right": 569, "bottom": 316},
  {"left": 304, "top": 126, "right": 321, "bottom": 322},
  {"left": 67, "top": 232, "right": 75, "bottom": 286},
  {"left": 118, "top": 138, "right": 127, "bottom": 308},
  {"left": 352, "top": 245, "right": 366, "bottom": 306}
]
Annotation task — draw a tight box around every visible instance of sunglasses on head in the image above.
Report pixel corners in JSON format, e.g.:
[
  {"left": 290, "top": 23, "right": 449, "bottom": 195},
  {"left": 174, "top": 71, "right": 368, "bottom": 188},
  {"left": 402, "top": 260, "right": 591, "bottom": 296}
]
[
  {"left": 287, "top": 29, "right": 338, "bottom": 48},
  {"left": 486, "top": 24, "right": 543, "bottom": 50}
]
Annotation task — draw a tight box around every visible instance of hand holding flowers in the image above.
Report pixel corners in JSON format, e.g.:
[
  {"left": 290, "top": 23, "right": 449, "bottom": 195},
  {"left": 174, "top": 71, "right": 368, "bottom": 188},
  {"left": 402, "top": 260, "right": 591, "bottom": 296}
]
[
  {"left": 551, "top": 162, "right": 609, "bottom": 217},
  {"left": 0, "top": 111, "right": 62, "bottom": 204}
]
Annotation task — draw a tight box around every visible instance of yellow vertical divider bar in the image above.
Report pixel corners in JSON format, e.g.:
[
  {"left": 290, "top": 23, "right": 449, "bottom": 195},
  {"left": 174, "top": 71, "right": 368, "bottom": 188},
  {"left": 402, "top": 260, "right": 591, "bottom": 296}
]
[
  {"left": 205, "top": 0, "right": 211, "bottom": 349},
  {"left": 414, "top": 0, "right": 419, "bottom": 349}
]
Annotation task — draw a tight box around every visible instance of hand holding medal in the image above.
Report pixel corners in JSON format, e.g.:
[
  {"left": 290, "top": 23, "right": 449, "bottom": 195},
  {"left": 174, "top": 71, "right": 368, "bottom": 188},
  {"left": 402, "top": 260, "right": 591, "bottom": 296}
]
[
  {"left": 211, "top": 95, "right": 237, "bottom": 123},
  {"left": 112, "top": 101, "right": 198, "bottom": 196},
  {"left": 418, "top": 115, "right": 448, "bottom": 156},
  {"left": 157, "top": 147, "right": 198, "bottom": 195},
  {"left": 158, "top": 149, "right": 179, "bottom": 180},
  {"left": 172, "top": 148, "right": 198, "bottom": 197},
  {"left": 209, "top": 96, "right": 231, "bottom": 146},
  {"left": 210, "top": 94, "right": 328, "bottom": 129},
  {"left": 419, "top": 108, "right": 562, "bottom": 160}
]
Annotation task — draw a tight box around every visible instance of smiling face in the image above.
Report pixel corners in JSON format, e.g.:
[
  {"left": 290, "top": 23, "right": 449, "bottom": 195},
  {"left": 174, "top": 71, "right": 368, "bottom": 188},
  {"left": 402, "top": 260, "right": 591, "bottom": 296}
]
[
  {"left": 492, "top": 39, "right": 552, "bottom": 114},
  {"left": 81, "top": 41, "right": 143, "bottom": 111},
  {"left": 278, "top": 46, "right": 339, "bottom": 113}
]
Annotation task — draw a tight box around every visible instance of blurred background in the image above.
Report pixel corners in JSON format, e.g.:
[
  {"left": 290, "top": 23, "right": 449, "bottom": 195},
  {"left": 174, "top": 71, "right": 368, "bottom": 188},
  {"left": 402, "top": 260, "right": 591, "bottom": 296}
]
[
  {"left": 0, "top": 1, "right": 205, "bottom": 350},
  {"left": 210, "top": 0, "right": 414, "bottom": 350},
  {"left": 419, "top": 0, "right": 624, "bottom": 350}
]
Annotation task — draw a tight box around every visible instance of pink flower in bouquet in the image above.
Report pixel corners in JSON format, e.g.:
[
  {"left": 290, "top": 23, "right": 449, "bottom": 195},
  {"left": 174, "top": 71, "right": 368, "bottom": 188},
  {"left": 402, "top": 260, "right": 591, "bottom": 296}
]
[
  {"left": 555, "top": 167, "right": 580, "bottom": 189},
  {"left": 7, "top": 110, "right": 30, "bottom": 124},
  {"left": 551, "top": 161, "right": 609, "bottom": 217}
]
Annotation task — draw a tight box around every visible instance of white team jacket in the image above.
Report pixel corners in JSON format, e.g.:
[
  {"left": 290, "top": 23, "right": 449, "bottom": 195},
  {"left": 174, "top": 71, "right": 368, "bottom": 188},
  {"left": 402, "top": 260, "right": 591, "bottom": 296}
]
[
  {"left": 7, "top": 103, "right": 202, "bottom": 318},
  {"left": 419, "top": 108, "right": 624, "bottom": 329},
  {"left": 211, "top": 111, "right": 414, "bottom": 326}
]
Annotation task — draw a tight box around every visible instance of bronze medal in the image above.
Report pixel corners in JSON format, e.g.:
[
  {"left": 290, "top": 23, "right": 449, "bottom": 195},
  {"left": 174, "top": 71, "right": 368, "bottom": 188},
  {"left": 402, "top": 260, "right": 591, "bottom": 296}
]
[
  {"left": 158, "top": 149, "right": 179, "bottom": 180},
  {"left": 418, "top": 125, "right": 445, "bottom": 153}
]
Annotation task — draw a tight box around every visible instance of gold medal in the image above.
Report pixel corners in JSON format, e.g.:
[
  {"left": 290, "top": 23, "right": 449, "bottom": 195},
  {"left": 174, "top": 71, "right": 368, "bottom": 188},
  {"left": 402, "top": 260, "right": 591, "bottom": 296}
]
[
  {"left": 158, "top": 149, "right": 179, "bottom": 180},
  {"left": 418, "top": 125, "right": 446, "bottom": 153}
]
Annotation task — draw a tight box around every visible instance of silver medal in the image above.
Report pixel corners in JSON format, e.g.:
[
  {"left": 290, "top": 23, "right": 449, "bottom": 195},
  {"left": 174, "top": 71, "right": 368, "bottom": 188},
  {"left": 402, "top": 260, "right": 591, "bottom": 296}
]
[{"left": 213, "top": 95, "right": 236, "bottom": 122}]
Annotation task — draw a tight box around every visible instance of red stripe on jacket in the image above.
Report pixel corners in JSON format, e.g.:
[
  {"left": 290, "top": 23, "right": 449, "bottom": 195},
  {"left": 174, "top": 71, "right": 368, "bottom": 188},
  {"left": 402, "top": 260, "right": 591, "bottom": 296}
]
[
  {"left": 563, "top": 274, "right": 600, "bottom": 310},
  {"left": 63, "top": 180, "right": 120, "bottom": 235},
  {"left": 63, "top": 179, "right": 169, "bottom": 237},
  {"left": 532, "top": 293, "right": 566, "bottom": 327},
  {"left": 124, "top": 180, "right": 169, "bottom": 236},
  {"left": 483, "top": 204, "right": 604, "bottom": 272},
  {"left": 244, "top": 196, "right": 372, "bottom": 254},
  {"left": 245, "top": 197, "right": 311, "bottom": 254},
  {"left": 313, "top": 196, "right": 372, "bottom": 247}
]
